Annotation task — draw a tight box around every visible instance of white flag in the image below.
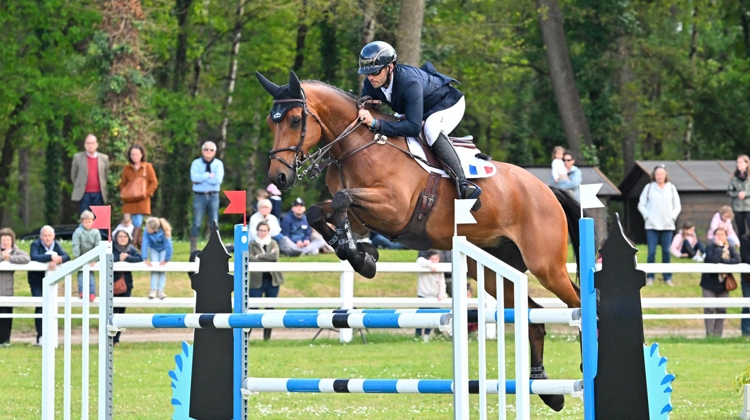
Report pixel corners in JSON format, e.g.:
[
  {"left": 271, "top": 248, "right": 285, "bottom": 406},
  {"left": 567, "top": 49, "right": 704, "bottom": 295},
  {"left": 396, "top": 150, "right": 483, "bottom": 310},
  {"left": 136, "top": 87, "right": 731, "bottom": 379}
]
[
  {"left": 579, "top": 183, "right": 605, "bottom": 209},
  {"left": 454, "top": 199, "right": 477, "bottom": 225}
]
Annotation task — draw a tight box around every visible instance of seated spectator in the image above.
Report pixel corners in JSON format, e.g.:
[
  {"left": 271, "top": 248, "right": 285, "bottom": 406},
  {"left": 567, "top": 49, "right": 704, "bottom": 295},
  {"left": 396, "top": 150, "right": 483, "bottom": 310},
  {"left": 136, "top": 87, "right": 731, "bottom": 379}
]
[
  {"left": 249, "top": 199, "right": 282, "bottom": 243},
  {"left": 72, "top": 210, "right": 101, "bottom": 301},
  {"left": 0, "top": 228, "right": 30, "bottom": 347},
  {"left": 267, "top": 183, "right": 283, "bottom": 220},
  {"left": 700, "top": 227, "right": 740, "bottom": 338},
  {"left": 415, "top": 250, "right": 447, "bottom": 342},
  {"left": 708, "top": 206, "right": 740, "bottom": 247},
  {"left": 370, "top": 232, "right": 407, "bottom": 250},
  {"left": 29, "top": 226, "right": 70, "bottom": 346},
  {"left": 248, "top": 221, "right": 285, "bottom": 341},
  {"left": 142, "top": 217, "right": 173, "bottom": 299},
  {"left": 670, "top": 222, "right": 705, "bottom": 262},
  {"left": 113, "top": 213, "right": 135, "bottom": 244},
  {"left": 111, "top": 229, "right": 142, "bottom": 345},
  {"left": 279, "top": 197, "right": 325, "bottom": 256}
]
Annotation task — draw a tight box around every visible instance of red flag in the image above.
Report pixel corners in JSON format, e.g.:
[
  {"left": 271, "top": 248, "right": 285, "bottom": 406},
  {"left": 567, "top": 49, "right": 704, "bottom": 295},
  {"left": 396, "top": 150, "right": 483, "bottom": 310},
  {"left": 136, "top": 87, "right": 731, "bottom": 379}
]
[
  {"left": 224, "top": 190, "right": 247, "bottom": 225},
  {"left": 90, "top": 205, "right": 111, "bottom": 241}
]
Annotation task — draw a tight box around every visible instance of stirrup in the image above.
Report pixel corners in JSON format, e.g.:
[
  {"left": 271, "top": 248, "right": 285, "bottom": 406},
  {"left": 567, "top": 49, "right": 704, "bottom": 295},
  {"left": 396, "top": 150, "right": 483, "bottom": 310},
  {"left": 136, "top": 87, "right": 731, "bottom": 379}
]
[{"left": 460, "top": 181, "right": 482, "bottom": 211}]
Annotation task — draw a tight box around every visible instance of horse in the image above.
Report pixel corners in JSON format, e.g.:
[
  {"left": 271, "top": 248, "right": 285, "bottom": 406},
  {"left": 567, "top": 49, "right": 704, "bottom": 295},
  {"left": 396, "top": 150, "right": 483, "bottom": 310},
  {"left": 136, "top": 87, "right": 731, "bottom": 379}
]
[{"left": 256, "top": 70, "right": 584, "bottom": 412}]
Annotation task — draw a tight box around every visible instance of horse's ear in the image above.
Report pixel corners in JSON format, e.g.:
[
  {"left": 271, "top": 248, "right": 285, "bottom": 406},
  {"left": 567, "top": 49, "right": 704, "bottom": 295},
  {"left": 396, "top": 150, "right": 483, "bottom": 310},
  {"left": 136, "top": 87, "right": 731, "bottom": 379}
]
[
  {"left": 288, "top": 70, "right": 302, "bottom": 98},
  {"left": 256, "top": 72, "right": 280, "bottom": 97}
]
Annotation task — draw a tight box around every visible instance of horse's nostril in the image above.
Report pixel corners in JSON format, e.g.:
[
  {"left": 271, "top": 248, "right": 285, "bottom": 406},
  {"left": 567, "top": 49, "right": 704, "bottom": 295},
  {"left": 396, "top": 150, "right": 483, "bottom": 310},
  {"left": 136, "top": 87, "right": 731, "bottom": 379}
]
[{"left": 277, "top": 173, "right": 287, "bottom": 187}]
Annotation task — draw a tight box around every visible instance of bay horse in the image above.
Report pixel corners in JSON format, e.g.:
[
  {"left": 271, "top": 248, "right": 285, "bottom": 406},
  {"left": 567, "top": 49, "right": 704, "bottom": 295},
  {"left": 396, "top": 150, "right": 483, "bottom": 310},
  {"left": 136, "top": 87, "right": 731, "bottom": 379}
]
[{"left": 256, "top": 71, "right": 583, "bottom": 412}]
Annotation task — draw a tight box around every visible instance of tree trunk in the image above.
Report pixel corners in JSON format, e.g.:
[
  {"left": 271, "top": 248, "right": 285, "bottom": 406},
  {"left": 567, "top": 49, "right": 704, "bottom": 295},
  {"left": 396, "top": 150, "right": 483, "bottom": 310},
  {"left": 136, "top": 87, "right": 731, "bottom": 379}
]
[
  {"left": 616, "top": 37, "right": 637, "bottom": 173},
  {"left": 396, "top": 0, "right": 425, "bottom": 66},
  {"left": 218, "top": 0, "right": 244, "bottom": 159},
  {"left": 17, "top": 145, "right": 30, "bottom": 228},
  {"left": 358, "top": 0, "right": 378, "bottom": 91},
  {"left": 741, "top": 0, "right": 750, "bottom": 57},
  {"left": 0, "top": 98, "right": 27, "bottom": 226},
  {"left": 173, "top": 0, "right": 194, "bottom": 92},
  {"left": 293, "top": 0, "right": 308, "bottom": 72},
  {"left": 319, "top": 17, "right": 339, "bottom": 82},
  {"left": 684, "top": 6, "right": 699, "bottom": 160},
  {"left": 535, "top": 0, "right": 592, "bottom": 161}
]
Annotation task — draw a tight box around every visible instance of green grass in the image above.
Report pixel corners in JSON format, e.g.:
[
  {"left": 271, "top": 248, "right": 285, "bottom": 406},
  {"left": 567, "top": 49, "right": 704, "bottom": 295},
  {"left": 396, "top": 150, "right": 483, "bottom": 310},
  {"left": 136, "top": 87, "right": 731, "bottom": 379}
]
[{"left": 1, "top": 334, "right": 747, "bottom": 419}]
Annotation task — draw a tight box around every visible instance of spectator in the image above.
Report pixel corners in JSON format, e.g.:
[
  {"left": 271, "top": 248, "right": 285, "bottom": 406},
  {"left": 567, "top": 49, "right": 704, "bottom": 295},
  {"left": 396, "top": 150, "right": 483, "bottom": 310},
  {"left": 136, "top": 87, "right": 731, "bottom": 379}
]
[
  {"left": 72, "top": 210, "right": 100, "bottom": 302},
  {"left": 119, "top": 144, "right": 159, "bottom": 249},
  {"left": 29, "top": 226, "right": 70, "bottom": 346},
  {"left": 728, "top": 154, "right": 750, "bottom": 238},
  {"left": 71, "top": 134, "right": 109, "bottom": 214},
  {"left": 638, "top": 164, "right": 682, "bottom": 286},
  {"left": 253, "top": 188, "right": 270, "bottom": 214},
  {"left": 113, "top": 213, "right": 135, "bottom": 241},
  {"left": 0, "top": 228, "right": 30, "bottom": 347},
  {"left": 249, "top": 199, "right": 282, "bottom": 243},
  {"left": 248, "top": 221, "right": 285, "bottom": 341},
  {"left": 190, "top": 141, "right": 224, "bottom": 252},
  {"left": 279, "top": 197, "right": 326, "bottom": 256},
  {"left": 554, "top": 151, "right": 582, "bottom": 201},
  {"left": 550, "top": 146, "right": 568, "bottom": 183},
  {"left": 700, "top": 227, "right": 739, "bottom": 337},
  {"left": 142, "top": 217, "right": 173, "bottom": 300},
  {"left": 739, "top": 232, "right": 750, "bottom": 337},
  {"left": 415, "top": 250, "right": 447, "bottom": 342},
  {"left": 267, "top": 183, "right": 283, "bottom": 220},
  {"left": 670, "top": 222, "right": 705, "bottom": 262},
  {"left": 370, "top": 232, "right": 407, "bottom": 250},
  {"left": 111, "top": 229, "right": 142, "bottom": 345},
  {"left": 418, "top": 249, "right": 452, "bottom": 296},
  {"left": 708, "top": 206, "right": 740, "bottom": 248}
]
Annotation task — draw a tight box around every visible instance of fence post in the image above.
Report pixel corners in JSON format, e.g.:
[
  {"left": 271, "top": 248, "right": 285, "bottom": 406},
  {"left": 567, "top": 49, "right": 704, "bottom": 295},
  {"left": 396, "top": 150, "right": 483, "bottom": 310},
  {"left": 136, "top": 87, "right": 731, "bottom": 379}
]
[
  {"left": 41, "top": 271, "right": 56, "bottom": 420},
  {"left": 339, "top": 261, "right": 354, "bottom": 344},
  {"left": 451, "top": 237, "right": 469, "bottom": 420}
]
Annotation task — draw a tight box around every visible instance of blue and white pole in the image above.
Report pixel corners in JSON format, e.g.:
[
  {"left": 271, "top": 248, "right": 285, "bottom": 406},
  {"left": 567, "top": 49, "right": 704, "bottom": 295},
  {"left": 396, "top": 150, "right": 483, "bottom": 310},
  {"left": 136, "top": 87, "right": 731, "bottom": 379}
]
[
  {"left": 233, "top": 224, "right": 248, "bottom": 420},
  {"left": 580, "top": 217, "right": 597, "bottom": 420}
]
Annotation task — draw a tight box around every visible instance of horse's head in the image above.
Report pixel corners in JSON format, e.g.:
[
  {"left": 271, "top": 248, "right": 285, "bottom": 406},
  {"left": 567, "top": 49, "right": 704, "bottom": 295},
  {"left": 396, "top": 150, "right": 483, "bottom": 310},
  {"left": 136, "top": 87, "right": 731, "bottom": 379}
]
[{"left": 256, "top": 70, "right": 323, "bottom": 190}]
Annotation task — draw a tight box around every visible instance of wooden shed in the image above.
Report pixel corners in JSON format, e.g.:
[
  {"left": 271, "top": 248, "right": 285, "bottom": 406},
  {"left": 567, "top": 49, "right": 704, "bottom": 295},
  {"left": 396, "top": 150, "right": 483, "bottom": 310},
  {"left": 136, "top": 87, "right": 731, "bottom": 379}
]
[
  {"left": 524, "top": 165, "right": 621, "bottom": 244},
  {"left": 617, "top": 160, "right": 735, "bottom": 243}
]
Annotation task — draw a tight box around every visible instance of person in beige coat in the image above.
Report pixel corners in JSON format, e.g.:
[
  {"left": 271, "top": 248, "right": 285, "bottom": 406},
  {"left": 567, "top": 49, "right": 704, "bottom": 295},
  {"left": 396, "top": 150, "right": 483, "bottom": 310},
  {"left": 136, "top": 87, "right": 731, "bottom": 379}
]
[
  {"left": 71, "top": 134, "right": 109, "bottom": 214},
  {"left": 0, "top": 228, "right": 30, "bottom": 347},
  {"left": 248, "top": 221, "right": 284, "bottom": 340}
]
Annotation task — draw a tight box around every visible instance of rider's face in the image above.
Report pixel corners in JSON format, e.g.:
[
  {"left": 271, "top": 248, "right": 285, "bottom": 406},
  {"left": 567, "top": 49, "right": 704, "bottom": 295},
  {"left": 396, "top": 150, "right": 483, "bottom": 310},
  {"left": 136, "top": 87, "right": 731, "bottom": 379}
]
[{"left": 367, "top": 64, "right": 392, "bottom": 89}]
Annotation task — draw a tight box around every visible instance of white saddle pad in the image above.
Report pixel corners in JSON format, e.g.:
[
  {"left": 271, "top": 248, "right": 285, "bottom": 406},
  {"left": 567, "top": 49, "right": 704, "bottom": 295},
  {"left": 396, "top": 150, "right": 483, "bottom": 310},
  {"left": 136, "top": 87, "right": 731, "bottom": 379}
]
[{"left": 406, "top": 137, "right": 497, "bottom": 179}]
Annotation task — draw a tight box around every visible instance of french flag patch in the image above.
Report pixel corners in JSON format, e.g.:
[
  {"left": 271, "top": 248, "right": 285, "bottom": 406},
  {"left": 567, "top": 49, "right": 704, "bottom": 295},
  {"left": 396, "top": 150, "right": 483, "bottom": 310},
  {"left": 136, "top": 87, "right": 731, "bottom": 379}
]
[{"left": 468, "top": 165, "right": 495, "bottom": 176}]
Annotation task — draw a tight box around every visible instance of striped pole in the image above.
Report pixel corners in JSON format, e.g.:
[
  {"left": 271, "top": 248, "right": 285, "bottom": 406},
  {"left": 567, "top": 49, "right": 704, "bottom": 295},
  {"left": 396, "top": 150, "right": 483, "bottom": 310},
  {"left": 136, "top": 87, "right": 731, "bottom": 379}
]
[
  {"left": 110, "top": 312, "right": 451, "bottom": 330},
  {"left": 580, "top": 217, "right": 598, "bottom": 420},
  {"left": 243, "top": 378, "right": 582, "bottom": 395},
  {"left": 233, "top": 224, "right": 248, "bottom": 420}
]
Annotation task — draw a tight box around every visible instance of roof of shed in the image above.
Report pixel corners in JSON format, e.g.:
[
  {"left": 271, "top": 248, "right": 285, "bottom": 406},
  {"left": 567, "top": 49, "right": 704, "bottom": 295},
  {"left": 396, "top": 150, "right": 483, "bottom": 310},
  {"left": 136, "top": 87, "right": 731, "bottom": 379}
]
[
  {"left": 618, "top": 160, "right": 735, "bottom": 193},
  {"left": 523, "top": 166, "right": 621, "bottom": 196}
]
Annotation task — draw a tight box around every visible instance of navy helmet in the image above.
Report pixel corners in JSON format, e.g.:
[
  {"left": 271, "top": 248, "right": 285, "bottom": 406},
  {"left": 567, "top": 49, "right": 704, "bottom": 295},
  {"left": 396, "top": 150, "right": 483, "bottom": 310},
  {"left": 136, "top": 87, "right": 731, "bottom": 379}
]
[{"left": 358, "top": 41, "right": 397, "bottom": 75}]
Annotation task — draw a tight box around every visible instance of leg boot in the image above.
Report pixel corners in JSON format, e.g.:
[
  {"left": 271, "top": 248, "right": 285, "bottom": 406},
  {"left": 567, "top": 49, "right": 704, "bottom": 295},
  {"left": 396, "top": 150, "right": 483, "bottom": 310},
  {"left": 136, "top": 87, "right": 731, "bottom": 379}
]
[
  {"left": 132, "top": 227, "right": 143, "bottom": 250},
  {"left": 190, "top": 236, "right": 198, "bottom": 253},
  {"left": 263, "top": 328, "right": 272, "bottom": 341},
  {"left": 431, "top": 132, "right": 482, "bottom": 211}
]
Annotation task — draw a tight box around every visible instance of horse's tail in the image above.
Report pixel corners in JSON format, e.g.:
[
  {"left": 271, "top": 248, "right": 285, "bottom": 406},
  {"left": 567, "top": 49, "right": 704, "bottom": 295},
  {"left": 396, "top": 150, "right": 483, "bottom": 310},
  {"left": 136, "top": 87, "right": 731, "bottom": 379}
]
[{"left": 550, "top": 186, "right": 596, "bottom": 284}]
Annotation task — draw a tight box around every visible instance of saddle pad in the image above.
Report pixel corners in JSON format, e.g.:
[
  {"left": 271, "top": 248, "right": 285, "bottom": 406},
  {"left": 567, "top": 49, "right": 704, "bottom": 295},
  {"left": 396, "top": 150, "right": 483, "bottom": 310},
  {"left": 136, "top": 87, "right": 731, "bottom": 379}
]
[{"left": 406, "top": 137, "right": 497, "bottom": 179}]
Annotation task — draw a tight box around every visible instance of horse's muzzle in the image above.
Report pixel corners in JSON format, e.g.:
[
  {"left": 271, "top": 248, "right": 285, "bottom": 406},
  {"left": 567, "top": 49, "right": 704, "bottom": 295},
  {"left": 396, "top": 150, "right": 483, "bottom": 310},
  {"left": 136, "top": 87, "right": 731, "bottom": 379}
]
[{"left": 271, "top": 169, "right": 295, "bottom": 190}]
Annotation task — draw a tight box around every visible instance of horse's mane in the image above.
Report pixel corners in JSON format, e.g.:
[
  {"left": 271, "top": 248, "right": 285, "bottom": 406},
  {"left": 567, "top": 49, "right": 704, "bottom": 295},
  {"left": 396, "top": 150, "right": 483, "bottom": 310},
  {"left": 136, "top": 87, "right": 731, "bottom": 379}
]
[{"left": 301, "top": 80, "right": 396, "bottom": 122}]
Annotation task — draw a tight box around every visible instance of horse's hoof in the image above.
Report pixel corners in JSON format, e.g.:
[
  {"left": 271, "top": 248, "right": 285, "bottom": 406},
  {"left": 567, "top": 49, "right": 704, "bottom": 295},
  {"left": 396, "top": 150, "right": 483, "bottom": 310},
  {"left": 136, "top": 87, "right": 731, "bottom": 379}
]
[
  {"left": 357, "top": 242, "right": 380, "bottom": 262},
  {"left": 539, "top": 394, "right": 565, "bottom": 412},
  {"left": 350, "top": 251, "right": 377, "bottom": 279},
  {"left": 471, "top": 199, "right": 482, "bottom": 212}
]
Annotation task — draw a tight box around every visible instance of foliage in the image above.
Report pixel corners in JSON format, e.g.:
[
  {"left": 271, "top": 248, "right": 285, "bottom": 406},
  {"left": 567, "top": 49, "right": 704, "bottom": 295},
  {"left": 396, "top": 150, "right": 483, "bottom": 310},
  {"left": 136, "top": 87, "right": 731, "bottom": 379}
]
[{"left": 735, "top": 364, "right": 750, "bottom": 394}]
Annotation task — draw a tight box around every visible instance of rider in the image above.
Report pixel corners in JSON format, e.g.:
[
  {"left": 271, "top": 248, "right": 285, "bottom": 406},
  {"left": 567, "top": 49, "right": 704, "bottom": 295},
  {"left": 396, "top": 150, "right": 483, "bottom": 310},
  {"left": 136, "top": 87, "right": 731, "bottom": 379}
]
[{"left": 356, "top": 41, "right": 482, "bottom": 209}]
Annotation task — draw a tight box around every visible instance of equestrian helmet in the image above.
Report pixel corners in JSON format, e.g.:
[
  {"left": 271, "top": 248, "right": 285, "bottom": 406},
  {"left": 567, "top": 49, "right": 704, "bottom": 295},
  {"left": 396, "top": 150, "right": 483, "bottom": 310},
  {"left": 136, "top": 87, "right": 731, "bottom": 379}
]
[{"left": 358, "top": 41, "right": 397, "bottom": 75}]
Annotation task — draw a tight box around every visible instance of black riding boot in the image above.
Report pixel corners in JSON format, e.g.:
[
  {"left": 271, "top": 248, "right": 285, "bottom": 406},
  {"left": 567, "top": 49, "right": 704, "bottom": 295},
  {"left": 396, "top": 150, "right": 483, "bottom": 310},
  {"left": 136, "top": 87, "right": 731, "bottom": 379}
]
[{"left": 431, "top": 132, "right": 482, "bottom": 211}]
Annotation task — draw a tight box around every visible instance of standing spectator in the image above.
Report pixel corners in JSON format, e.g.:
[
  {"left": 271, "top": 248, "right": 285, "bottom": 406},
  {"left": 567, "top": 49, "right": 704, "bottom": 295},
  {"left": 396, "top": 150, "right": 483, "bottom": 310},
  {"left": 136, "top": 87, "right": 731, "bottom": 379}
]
[
  {"left": 554, "top": 151, "right": 582, "bottom": 201},
  {"left": 190, "top": 141, "right": 224, "bottom": 252},
  {"left": 119, "top": 144, "right": 159, "bottom": 249},
  {"left": 71, "top": 134, "right": 109, "bottom": 214},
  {"left": 550, "top": 146, "right": 568, "bottom": 183},
  {"left": 740, "top": 232, "right": 750, "bottom": 337},
  {"left": 700, "top": 227, "right": 739, "bottom": 337},
  {"left": 72, "top": 211, "right": 101, "bottom": 301},
  {"left": 638, "top": 164, "right": 682, "bottom": 286},
  {"left": 728, "top": 154, "right": 750, "bottom": 238},
  {"left": 267, "top": 183, "right": 283, "bottom": 220},
  {"left": 670, "top": 222, "right": 705, "bottom": 262},
  {"left": 418, "top": 249, "right": 452, "bottom": 296},
  {"left": 279, "top": 198, "right": 326, "bottom": 256},
  {"left": 708, "top": 206, "right": 740, "bottom": 248},
  {"left": 415, "top": 250, "right": 447, "bottom": 342},
  {"left": 111, "top": 229, "right": 142, "bottom": 345},
  {"left": 142, "top": 217, "right": 173, "bottom": 300},
  {"left": 0, "top": 228, "right": 30, "bottom": 347},
  {"left": 29, "top": 226, "right": 70, "bottom": 346},
  {"left": 248, "top": 221, "right": 285, "bottom": 341},
  {"left": 249, "top": 199, "right": 282, "bottom": 243},
  {"left": 113, "top": 213, "right": 135, "bottom": 241}
]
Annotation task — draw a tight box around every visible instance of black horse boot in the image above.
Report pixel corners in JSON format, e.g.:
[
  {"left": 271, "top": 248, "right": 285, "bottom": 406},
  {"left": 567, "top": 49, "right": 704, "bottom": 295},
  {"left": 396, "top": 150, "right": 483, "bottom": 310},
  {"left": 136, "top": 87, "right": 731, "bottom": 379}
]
[{"left": 431, "top": 132, "right": 482, "bottom": 211}]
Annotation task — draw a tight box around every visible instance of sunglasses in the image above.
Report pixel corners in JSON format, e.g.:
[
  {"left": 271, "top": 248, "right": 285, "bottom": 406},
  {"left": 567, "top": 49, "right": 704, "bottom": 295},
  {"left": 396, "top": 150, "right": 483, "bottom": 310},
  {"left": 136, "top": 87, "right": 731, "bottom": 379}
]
[
  {"left": 369, "top": 67, "right": 386, "bottom": 77},
  {"left": 563, "top": 158, "right": 574, "bottom": 162},
  {"left": 203, "top": 148, "right": 216, "bottom": 152},
  {"left": 654, "top": 164, "right": 666, "bottom": 169}
]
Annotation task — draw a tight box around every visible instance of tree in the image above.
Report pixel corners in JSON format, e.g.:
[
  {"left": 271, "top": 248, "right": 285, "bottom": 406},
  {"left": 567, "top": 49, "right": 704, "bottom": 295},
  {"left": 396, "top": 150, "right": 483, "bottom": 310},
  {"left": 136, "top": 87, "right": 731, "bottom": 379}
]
[{"left": 396, "top": 0, "right": 425, "bottom": 66}]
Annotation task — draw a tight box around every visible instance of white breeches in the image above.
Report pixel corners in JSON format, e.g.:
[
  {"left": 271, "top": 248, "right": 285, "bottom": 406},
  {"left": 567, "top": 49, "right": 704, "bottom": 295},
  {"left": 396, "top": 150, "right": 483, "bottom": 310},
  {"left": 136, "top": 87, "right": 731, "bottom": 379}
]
[{"left": 423, "top": 96, "right": 466, "bottom": 146}]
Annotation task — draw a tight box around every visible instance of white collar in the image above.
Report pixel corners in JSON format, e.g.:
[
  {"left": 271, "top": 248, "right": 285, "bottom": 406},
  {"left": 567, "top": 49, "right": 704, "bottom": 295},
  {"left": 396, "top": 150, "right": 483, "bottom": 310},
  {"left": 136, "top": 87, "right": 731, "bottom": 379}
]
[
  {"left": 86, "top": 151, "right": 98, "bottom": 158},
  {"left": 380, "top": 73, "right": 395, "bottom": 100}
]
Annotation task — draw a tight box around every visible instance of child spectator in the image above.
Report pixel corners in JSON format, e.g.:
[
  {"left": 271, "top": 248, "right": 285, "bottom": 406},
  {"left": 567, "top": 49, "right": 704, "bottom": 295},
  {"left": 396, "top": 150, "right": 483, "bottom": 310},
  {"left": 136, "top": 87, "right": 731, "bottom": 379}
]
[
  {"left": 700, "top": 227, "right": 740, "bottom": 337},
  {"left": 267, "top": 183, "right": 283, "bottom": 220},
  {"left": 111, "top": 228, "right": 142, "bottom": 345},
  {"left": 253, "top": 188, "right": 269, "bottom": 214},
  {"left": 0, "top": 228, "right": 30, "bottom": 347},
  {"left": 670, "top": 222, "right": 705, "bottom": 262},
  {"left": 415, "top": 250, "right": 447, "bottom": 342},
  {"left": 551, "top": 146, "right": 568, "bottom": 183},
  {"left": 113, "top": 213, "right": 135, "bottom": 244},
  {"left": 708, "top": 206, "right": 740, "bottom": 247},
  {"left": 142, "top": 217, "right": 173, "bottom": 299},
  {"left": 72, "top": 210, "right": 101, "bottom": 301}
]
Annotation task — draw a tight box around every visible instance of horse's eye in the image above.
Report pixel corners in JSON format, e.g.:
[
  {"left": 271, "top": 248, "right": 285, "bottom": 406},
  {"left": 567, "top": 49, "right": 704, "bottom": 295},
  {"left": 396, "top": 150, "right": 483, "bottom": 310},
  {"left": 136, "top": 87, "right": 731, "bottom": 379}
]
[{"left": 290, "top": 116, "right": 302, "bottom": 129}]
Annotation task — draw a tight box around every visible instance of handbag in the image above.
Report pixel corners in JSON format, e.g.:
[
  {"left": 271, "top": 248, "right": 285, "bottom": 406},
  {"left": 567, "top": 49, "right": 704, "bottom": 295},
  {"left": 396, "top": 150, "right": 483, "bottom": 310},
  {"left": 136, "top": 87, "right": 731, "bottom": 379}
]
[
  {"left": 725, "top": 273, "right": 738, "bottom": 292},
  {"left": 121, "top": 166, "right": 147, "bottom": 203},
  {"left": 113, "top": 274, "right": 128, "bottom": 295}
]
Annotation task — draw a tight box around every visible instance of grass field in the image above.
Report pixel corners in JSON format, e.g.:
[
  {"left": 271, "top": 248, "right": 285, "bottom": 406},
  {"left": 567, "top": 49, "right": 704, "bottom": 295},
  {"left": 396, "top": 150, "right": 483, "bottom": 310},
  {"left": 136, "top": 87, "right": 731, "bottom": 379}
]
[{"left": 1, "top": 333, "right": 747, "bottom": 419}]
